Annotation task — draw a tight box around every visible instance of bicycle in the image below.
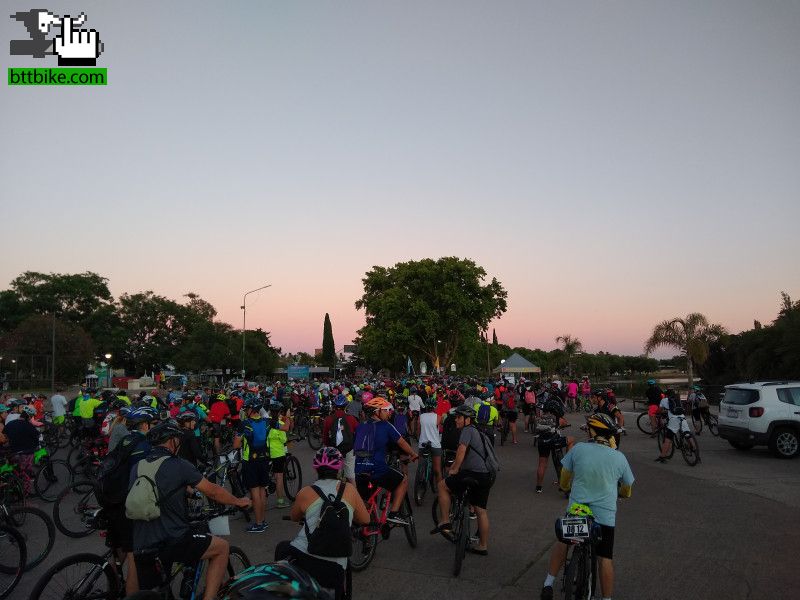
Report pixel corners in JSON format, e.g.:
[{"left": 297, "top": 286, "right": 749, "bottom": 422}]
[
  {"left": 1, "top": 498, "right": 55, "bottom": 571},
  {"left": 498, "top": 411, "right": 510, "bottom": 446},
  {"left": 657, "top": 414, "right": 701, "bottom": 466},
  {"left": 349, "top": 477, "right": 417, "bottom": 572},
  {"left": 0, "top": 523, "right": 26, "bottom": 600},
  {"left": 536, "top": 422, "right": 572, "bottom": 481},
  {"left": 413, "top": 443, "right": 437, "bottom": 506},
  {"left": 691, "top": 407, "right": 719, "bottom": 436},
  {"left": 556, "top": 506, "right": 601, "bottom": 600},
  {"left": 430, "top": 476, "right": 477, "bottom": 577},
  {"left": 636, "top": 409, "right": 666, "bottom": 435},
  {"left": 29, "top": 506, "right": 250, "bottom": 600},
  {"left": 53, "top": 478, "right": 102, "bottom": 538}
]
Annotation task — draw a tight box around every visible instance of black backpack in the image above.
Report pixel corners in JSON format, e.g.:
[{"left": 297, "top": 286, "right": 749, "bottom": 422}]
[
  {"left": 334, "top": 416, "right": 354, "bottom": 454},
  {"left": 96, "top": 434, "right": 139, "bottom": 507},
  {"left": 441, "top": 414, "right": 460, "bottom": 451},
  {"left": 305, "top": 483, "right": 352, "bottom": 558}
]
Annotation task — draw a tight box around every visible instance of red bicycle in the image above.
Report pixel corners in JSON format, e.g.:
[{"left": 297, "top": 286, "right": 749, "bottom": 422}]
[{"left": 349, "top": 477, "right": 417, "bottom": 571}]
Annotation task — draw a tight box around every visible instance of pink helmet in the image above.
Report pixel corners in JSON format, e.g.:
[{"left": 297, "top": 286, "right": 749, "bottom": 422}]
[{"left": 313, "top": 446, "right": 344, "bottom": 471}]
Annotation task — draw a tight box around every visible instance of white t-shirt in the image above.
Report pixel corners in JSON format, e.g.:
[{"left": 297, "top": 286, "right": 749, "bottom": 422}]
[
  {"left": 418, "top": 411, "right": 441, "bottom": 448},
  {"left": 659, "top": 398, "right": 688, "bottom": 434},
  {"left": 408, "top": 394, "right": 423, "bottom": 412},
  {"left": 552, "top": 380, "right": 562, "bottom": 390},
  {"left": 50, "top": 394, "right": 67, "bottom": 418},
  {"left": 4, "top": 413, "right": 20, "bottom": 423}
]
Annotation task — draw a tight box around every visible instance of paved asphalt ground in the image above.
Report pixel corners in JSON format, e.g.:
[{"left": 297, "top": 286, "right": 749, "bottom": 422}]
[{"left": 12, "top": 405, "right": 800, "bottom": 600}]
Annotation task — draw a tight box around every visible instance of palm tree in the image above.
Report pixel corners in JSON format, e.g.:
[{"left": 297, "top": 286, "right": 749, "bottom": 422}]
[
  {"left": 644, "top": 313, "right": 727, "bottom": 386},
  {"left": 555, "top": 334, "right": 583, "bottom": 377}
]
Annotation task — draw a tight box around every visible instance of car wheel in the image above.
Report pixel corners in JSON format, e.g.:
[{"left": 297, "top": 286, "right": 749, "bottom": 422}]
[
  {"left": 769, "top": 427, "right": 800, "bottom": 459},
  {"left": 728, "top": 440, "right": 753, "bottom": 451}
]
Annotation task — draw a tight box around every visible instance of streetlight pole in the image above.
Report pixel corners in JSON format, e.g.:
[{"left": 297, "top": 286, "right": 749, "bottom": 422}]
[
  {"left": 105, "top": 353, "right": 112, "bottom": 388},
  {"left": 241, "top": 284, "right": 272, "bottom": 380}
]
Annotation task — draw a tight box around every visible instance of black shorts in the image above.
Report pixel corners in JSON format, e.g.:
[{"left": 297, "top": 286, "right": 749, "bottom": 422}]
[
  {"left": 538, "top": 435, "right": 567, "bottom": 458},
  {"left": 444, "top": 470, "right": 493, "bottom": 509},
  {"left": 211, "top": 422, "right": 223, "bottom": 437},
  {"left": 596, "top": 524, "right": 615, "bottom": 559},
  {"left": 521, "top": 403, "right": 533, "bottom": 416},
  {"left": 135, "top": 531, "right": 213, "bottom": 589},
  {"left": 270, "top": 455, "right": 286, "bottom": 474},
  {"left": 505, "top": 410, "right": 518, "bottom": 423},
  {"left": 357, "top": 467, "right": 404, "bottom": 499},
  {"left": 105, "top": 508, "right": 133, "bottom": 552},
  {"left": 664, "top": 428, "right": 675, "bottom": 441},
  {"left": 241, "top": 457, "right": 270, "bottom": 489}
]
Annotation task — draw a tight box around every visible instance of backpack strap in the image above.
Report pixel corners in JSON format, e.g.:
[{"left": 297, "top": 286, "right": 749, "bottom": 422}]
[{"left": 304, "top": 483, "right": 346, "bottom": 537}]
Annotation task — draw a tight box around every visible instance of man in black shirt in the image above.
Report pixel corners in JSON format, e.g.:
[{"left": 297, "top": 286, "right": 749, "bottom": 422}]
[
  {"left": 591, "top": 390, "right": 624, "bottom": 447},
  {"left": 131, "top": 420, "right": 250, "bottom": 600}
]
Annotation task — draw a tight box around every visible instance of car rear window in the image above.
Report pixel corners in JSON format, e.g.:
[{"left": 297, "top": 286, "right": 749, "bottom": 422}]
[
  {"left": 777, "top": 388, "right": 800, "bottom": 406},
  {"left": 723, "top": 388, "right": 760, "bottom": 405}
]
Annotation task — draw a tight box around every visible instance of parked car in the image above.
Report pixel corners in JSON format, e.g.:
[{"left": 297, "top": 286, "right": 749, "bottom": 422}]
[{"left": 718, "top": 381, "right": 800, "bottom": 458}]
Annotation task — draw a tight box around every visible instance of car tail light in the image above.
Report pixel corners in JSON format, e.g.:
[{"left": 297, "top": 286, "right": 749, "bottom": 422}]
[{"left": 749, "top": 407, "right": 764, "bottom": 418}]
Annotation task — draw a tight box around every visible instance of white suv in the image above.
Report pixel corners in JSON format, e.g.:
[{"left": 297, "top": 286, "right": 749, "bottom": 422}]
[{"left": 718, "top": 381, "right": 800, "bottom": 458}]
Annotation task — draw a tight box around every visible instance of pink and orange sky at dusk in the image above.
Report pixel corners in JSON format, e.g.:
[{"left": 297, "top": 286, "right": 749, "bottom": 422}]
[{"left": 2, "top": 1, "right": 799, "bottom": 359}]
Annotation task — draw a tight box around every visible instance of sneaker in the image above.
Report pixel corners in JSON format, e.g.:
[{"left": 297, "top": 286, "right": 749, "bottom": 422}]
[
  {"left": 246, "top": 522, "right": 268, "bottom": 533},
  {"left": 386, "top": 512, "right": 409, "bottom": 526},
  {"left": 536, "top": 486, "right": 543, "bottom": 494},
  {"left": 540, "top": 585, "right": 554, "bottom": 600},
  {"left": 469, "top": 511, "right": 477, "bottom": 520}
]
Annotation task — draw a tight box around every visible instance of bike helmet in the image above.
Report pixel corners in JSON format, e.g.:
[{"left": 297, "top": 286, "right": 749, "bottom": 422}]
[
  {"left": 585, "top": 413, "right": 618, "bottom": 437},
  {"left": 453, "top": 404, "right": 475, "bottom": 419},
  {"left": 333, "top": 394, "right": 348, "bottom": 408},
  {"left": 591, "top": 389, "right": 605, "bottom": 398},
  {"left": 543, "top": 398, "right": 564, "bottom": 419},
  {"left": 216, "top": 562, "right": 330, "bottom": 600},
  {"left": 148, "top": 419, "right": 183, "bottom": 444},
  {"left": 423, "top": 396, "right": 437, "bottom": 410},
  {"left": 176, "top": 411, "right": 197, "bottom": 423},
  {"left": 216, "top": 393, "right": 227, "bottom": 401},
  {"left": 243, "top": 395, "right": 262, "bottom": 410},
  {"left": 269, "top": 400, "right": 283, "bottom": 411},
  {"left": 647, "top": 379, "right": 656, "bottom": 385},
  {"left": 692, "top": 385, "right": 701, "bottom": 391},
  {"left": 109, "top": 398, "right": 128, "bottom": 410},
  {"left": 0, "top": 404, "right": 8, "bottom": 413},
  {"left": 21, "top": 405, "right": 36, "bottom": 416},
  {"left": 364, "top": 397, "right": 392, "bottom": 411},
  {"left": 126, "top": 406, "right": 157, "bottom": 424},
  {"left": 312, "top": 446, "right": 344, "bottom": 471}
]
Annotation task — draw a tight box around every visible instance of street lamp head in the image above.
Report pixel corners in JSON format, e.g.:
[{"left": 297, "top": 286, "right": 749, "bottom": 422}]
[
  {"left": 105, "top": 353, "right": 112, "bottom": 360},
  {"left": 500, "top": 359, "right": 506, "bottom": 364}
]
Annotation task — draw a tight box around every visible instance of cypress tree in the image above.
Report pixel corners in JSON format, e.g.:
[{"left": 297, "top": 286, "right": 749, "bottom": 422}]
[
  {"left": 322, "top": 313, "right": 336, "bottom": 367},
  {"left": 492, "top": 328, "right": 498, "bottom": 345}
]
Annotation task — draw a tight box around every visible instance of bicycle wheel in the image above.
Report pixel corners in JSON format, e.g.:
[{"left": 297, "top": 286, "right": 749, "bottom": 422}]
[
  {"left": 307, "top": 422, "right": 323, "bottom": 450},
  {"left": 452, "top": 499, "right": 469, "bottom": 577},
  {"left": 227, "top": 468, "right": 251, "bottom": 522},
  {"left": 6, "top": 506, "right": 55, "bottom": 571},
  {"left": 0, "top": 473, "right": 24, "bottom": 512},
  {"left": 53, "top": 480, "right": 100, "bottom": 538},
  {"left": 636, "top": 412, "right": 653, "bottom": 434},
  {"left": 552, "top": 446, "right": 564, "bottom": 481},
  {"left": 399, "top": 495, "right": 417, "bottom": 548},
  {"left": 283, "top": 455, "right": 303, "bottom": 501},
  {"left": 657, "top": 427, "right": 675, "bottom": 459},
  {"left": 414, "top": 459, "right": 428, "bottom": 506},
  {"left": 226, "top": 546, "right": 251, "bottom": 577},
  {"left": 706, "top": 414, "right": 719, "bottom": 437},
  {"left": 28, "top": 552, "right": 119, "bottom": 600},
  {"left": 349, "top": 524, "right": 378, "bottom": 571},
  {"left": 35, "top": 458, "right": 74, "bottom": 502},
  {"left": 680, "top": 430, "right": 701, "bottom": 466},
  {"left": 691, "top": 411, "right": 703, "bottom": 435},
  {"left": 0, "top": 524, "right": 26, "bottom": 600},
  {"left": 562, "top": 545, "right": 589, "bottom": 600}
]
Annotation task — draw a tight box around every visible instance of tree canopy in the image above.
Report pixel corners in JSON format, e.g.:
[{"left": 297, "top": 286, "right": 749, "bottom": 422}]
[{"left": 355, "top": 257, "right": 507, "bottom": 372}]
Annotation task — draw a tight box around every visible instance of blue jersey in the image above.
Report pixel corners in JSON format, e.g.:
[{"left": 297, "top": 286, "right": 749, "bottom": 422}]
[{"left": 354, "top": 420, "right": 401, "bottom": 477}]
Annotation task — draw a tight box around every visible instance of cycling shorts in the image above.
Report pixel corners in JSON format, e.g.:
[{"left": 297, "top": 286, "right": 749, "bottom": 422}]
[
  {"left": 537, "top": 434, "right": 567, "bottom": 458},
  {"left": 270, "top": 455, "right": 286, "bottom": 474},
  {"left": 648, "top": 404, "right": 659, "bottom": 416},
  {"left": 357, "top": 467, "right": 404, "bottom": 500},
  {"left": 241, "top": 457, "right": 270, "bottom": 489},
  {"left": 596, "top": 524, "right": 615, "bottom": 559},
  {"left": 505, "top": 409, "right": 518, "bottom": 423},
  {"left": 444, "top": 470, "right": 493, "bottom": 509},
  {"left": 521, "top": 403, "right": 532, "bottom": 416}
]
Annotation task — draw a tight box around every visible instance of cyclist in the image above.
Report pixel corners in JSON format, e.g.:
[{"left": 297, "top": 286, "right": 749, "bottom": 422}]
[
  {"left": 267, "top": 400, "right": 292, "bottom": 508},
  {"left": 535, "top": 398, "right": 574, "bottom": 494},
  {"left": 277, "top": 447, "right": 370, "bottom": 600},
  {"left": 431, "top": 404, "right": 494, "bottom": 556},
  {"left": 580, "top": 376, "right": 591, "bottom": 408},
  {"left": 688, "top": 385, "right": 710, "bottom": 432},
  {"left": 418, "top": 396, "right": 444, "bottom": 488},
  {"left": 233, "top": 397, "right": 271, "bottom": 532},
  {"left": 591, "top": 389, "right": 624, "bottom": 447},
  {"left": 502, "top": 387, "right": 519, "bottom": 444},
  {"left": 540, "top": 413, "right": 634, "bottom": 600},
  {"left": 207, "top": 393, "right": 231, "bottom": 454},
  {"left": 217, "top": 562, "right": 335, "bottom": 600},
  {"left": 407, "top": 386, "right": 423, "bottom": 437},
  {"left": 565, "top": 379, "right": 579, "bottom": 413},
  {"left": 1, "top": 405, "right": 39, "bottom": 490},
  {"left": 176, "top": 411, "right": 205, "bottom": 467},
  {"left": 322, "top": 394, "right": 359, "bottom": 484},
  {"left": 131, "top": 420, "right": 252, "bottom": 600},
  {"left": 655, "top": 389, "right": 689, "bottom": 463},
  {"left": 645, "top": 379, "right": 663, "bottom": 436},
  {"left": 354, "top": 397, "right": 418, "bottom": 525}
]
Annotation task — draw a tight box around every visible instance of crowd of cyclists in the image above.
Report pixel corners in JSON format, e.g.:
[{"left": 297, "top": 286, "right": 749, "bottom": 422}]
[{"left": 0, "top": 373, "right": 720, "bottom": 600}]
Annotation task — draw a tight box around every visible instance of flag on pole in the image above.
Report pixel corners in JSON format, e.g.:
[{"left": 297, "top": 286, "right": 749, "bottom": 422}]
[{"left": 407, "top": 356, "right": 413, "bottom": 375}]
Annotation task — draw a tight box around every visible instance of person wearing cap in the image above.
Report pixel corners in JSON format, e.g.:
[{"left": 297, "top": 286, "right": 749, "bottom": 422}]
[
  {"left": 431, "top": 404, "right": 494, "bottom": 555},
  {"left": 132, "top": 420, "right": 251, "bottom": 600},
  {"left": 355, "top": 397, "right": 418, "bottom": 525},
  {"left": 2, "top": 405, "right": 39, "bottom": 491},
  {"left": 322, "top": 394, "right": 359, "bottom": 484},
  {"left": 234, "top": 398, "right": 271, "bottom": 532},
  {"left": 591, "top": 390, "right": 624, "bottom": 447}
]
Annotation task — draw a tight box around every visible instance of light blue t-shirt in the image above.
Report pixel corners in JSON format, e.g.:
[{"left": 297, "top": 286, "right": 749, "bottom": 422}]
[{"left": 560, "top": 441, "right": 634, "bottom": 527}]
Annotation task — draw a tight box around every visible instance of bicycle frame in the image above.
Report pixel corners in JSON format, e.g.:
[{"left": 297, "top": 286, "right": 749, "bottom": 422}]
[{"left": 358, "top": 482, "right": 392, "bottom": 537}]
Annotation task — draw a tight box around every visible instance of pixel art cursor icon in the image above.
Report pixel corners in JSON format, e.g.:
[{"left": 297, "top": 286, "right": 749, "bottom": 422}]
[{"left": 10, "top": 9, "right": 104, "bottom": 65}]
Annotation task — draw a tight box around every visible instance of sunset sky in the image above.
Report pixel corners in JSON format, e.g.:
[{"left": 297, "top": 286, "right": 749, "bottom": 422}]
[{"left": 2, "top": 1, "right": 798, "bottom": 358}]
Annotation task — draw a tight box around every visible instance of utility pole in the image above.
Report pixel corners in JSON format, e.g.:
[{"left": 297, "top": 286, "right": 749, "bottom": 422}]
[{"left": 241, "top": 284, "right": 272, "bottom": 379}]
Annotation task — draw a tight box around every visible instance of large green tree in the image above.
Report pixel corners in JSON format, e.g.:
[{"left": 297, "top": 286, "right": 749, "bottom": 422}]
[
  {"left": 644, "top": 313, "right": 727, "bottom": 386},
  {"left": 555, "top": 334, "right": 583, "bottom": 377},
  {"left": 321, "top": 313, "right": 336, "bottom": 368},
  {"left": 355, "top": 257, "right": 507, "bottom": 372}
]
